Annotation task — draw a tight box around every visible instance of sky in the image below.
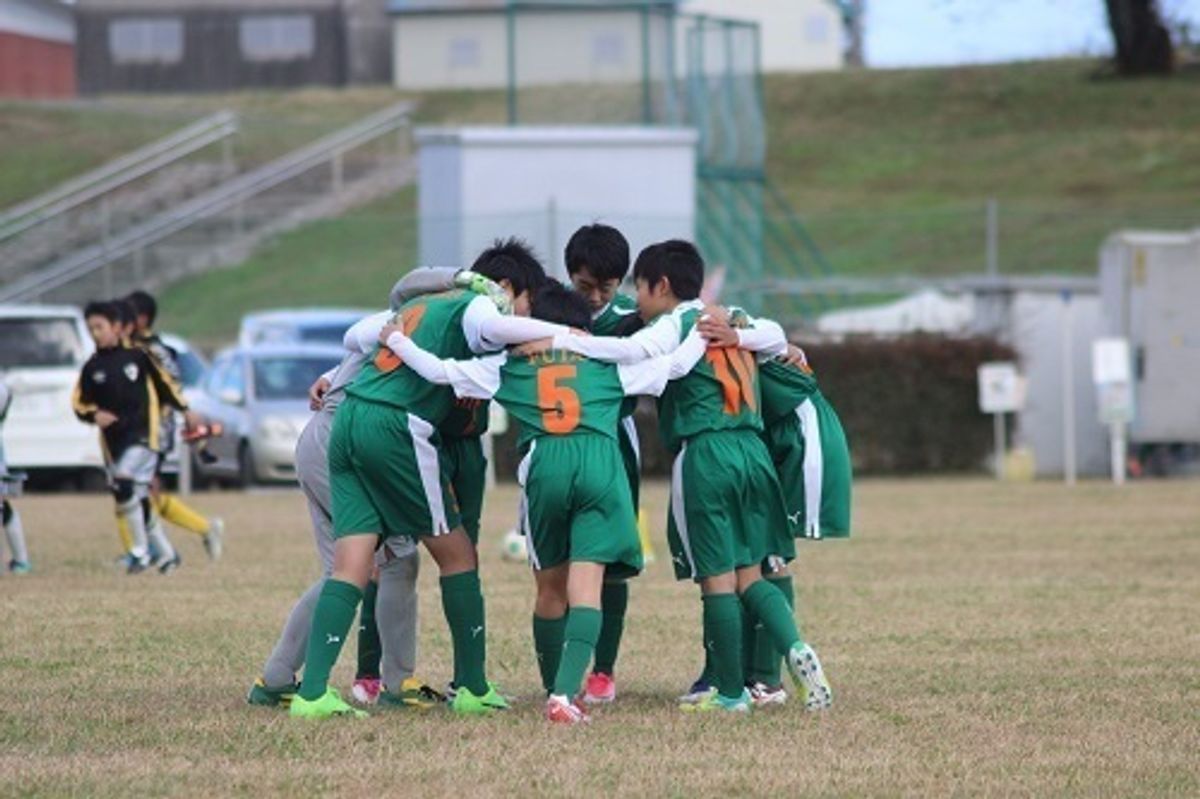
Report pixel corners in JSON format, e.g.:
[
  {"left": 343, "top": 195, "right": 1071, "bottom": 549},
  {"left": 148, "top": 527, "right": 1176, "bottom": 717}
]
[{"left": 865, "top": 0, "right": 1200, "bottom": 68}]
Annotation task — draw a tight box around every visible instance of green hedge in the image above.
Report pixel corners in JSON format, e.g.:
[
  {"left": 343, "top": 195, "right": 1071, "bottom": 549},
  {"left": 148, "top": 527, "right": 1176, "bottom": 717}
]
[{"left": 491, "top": 334, "right": 1016, "bottom": 479}]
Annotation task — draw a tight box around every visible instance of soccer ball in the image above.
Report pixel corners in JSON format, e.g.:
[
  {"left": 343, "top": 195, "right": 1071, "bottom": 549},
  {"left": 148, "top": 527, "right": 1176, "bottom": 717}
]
[{"left": 500, "top": 528, "right": 528, "bottom": 562}]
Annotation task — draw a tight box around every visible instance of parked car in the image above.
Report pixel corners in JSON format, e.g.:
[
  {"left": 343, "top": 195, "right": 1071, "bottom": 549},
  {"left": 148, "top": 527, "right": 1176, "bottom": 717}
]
[
  {"left": 237, "top": 308, "right": 371, "bottom": 349},
  {"left": 161, "top": 333, "right": 209, "bottom": 389},
  {"left": 0, "top": 305, "right": 104, "bottom": 482},
  {"left": 187, "top": 344, "right": 343, "bottom": 486}
]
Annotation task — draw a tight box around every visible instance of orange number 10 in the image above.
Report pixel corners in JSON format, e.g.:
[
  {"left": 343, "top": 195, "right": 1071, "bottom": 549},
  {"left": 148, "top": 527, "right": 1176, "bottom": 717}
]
[
  {"left": 538, "top": 364, "right": 581, "bottom": 434},
  {"left": 705, "top": 347, "right": 758, "bottom": 415},
  {"left": 374, "top": 304, "right": 428, "bottom": 373}
]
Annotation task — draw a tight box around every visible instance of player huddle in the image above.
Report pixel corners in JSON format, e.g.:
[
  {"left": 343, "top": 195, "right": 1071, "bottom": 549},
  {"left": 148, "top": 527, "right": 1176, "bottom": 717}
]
[{"left": 245, "top": 224, "right": 852, "bottom": 725}]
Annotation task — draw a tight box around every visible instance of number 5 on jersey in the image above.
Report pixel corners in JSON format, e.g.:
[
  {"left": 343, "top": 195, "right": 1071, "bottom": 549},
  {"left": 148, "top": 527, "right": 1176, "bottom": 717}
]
[{"left": 538, "top": 364, "right": 581, "bottom": 434}]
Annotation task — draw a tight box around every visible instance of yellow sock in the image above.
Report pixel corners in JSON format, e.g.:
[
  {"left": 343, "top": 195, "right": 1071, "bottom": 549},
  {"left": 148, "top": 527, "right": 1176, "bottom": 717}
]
[
  {"left": 637, "top": 508, "right": 655, "bottom": 564},
  {"left": 115, "top": 512, "right": 134, "bottom": 552},
  {"left": 155, "top": 494, "right": 209, "bottom": 536}
]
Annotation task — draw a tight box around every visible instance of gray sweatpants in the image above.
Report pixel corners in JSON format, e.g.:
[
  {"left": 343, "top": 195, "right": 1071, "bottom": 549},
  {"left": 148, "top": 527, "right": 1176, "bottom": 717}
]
[{"left": 261, "top": 410, "right": 420, "bottom": 690}]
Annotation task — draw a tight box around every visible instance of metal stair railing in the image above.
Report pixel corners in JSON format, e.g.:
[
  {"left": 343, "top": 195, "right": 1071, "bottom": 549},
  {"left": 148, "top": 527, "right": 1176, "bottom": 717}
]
[
  {"left": 0, "top": 111, "right": 238, "bottom": 244},
  {"left": 0, "top": 102, "right": 414, "bottom": 304}
]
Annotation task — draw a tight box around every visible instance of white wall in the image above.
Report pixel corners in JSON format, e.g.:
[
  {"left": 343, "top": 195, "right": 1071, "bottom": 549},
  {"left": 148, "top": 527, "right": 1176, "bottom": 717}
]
[
  {"left": 0, "top": 0, "right": 75, "bottom": 44},
  {"left": 683, "top": 0, "right": 843, "bottom": 72},
  {"left": 393, "top": 10, "right": 664, "bottom": 91},
  {"left": 416, "top": 126, "right": 697, "bottom": 279}
]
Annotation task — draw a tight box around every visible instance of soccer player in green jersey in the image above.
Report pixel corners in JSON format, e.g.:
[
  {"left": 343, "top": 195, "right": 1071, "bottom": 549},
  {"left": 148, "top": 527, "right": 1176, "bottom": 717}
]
[
  {"left": 563, "top": 223, "right": 642, "bottom": 705},
  {"left": 383, "top": 280, "right": 709, "bottom": 724},
  {"left": 289, "top": 241, "right": 572, "bottom": 719},
  {"left": 543, "top": 240, "right": 834, "bottom": 713}
]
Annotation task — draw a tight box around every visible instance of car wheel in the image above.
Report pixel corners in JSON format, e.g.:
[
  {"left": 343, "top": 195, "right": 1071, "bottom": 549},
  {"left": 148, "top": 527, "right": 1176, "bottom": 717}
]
[{"left": 237, "top": 441, "right": 256, "bottom": 488}]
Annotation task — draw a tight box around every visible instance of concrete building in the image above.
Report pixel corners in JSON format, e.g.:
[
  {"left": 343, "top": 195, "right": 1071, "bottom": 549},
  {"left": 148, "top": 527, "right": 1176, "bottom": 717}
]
[
  {"left": 0, "top": 0, "right": 75, "bottom": 99},
  {"left": 683, "top": 0, "right": 844, "bottom": 72}
]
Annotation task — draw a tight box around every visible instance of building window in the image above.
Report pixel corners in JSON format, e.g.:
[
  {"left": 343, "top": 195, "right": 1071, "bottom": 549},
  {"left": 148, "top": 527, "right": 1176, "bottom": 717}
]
[
  {"left": 447, "top": 37, "right": 480, "bottom": 68},
  {"left": 239, "top": 15, "right": 316, "bottom": 62},
  {"left": 805, "top": 14, "right": 830, "bottom": 44},
  {"left": 592, "top": 32, "right": 626, "bottom": 66},
  {"left": 109, "top": 18, "right": 184, "bottom": 65}
]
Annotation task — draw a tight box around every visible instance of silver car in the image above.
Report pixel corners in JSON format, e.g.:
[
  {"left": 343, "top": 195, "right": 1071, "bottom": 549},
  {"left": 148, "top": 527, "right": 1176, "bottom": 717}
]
[
  {"left": 187, "top": 344, "right": 343, "bottom": 486},
  {"left": 237, "top": 308, "right": 371, "bottom": 349}
]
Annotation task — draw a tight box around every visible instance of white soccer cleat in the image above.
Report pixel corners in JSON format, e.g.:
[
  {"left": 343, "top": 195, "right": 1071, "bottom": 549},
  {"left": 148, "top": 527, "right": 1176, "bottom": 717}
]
[
  {"left": 747, "top": 681, "right": 788, "bottom": 708},
  {"left": 786, "top": 643, "right": 833, "bottom": 711},
  {"left": 204, "top": 517, "right": 225, "bottom": 562}
]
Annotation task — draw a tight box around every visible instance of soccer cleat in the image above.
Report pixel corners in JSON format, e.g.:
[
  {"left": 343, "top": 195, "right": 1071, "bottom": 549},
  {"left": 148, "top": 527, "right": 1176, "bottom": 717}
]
[
  {"left": 582, "top": 672, "right": 616, "bottom": 705},
  {"left": 545, "top": 694, "right": 590, "bottom": 725},
  {"left": 204, "top": 517, "right": 225, "bottom": 562},
  {"left": 377, "top": 677, "right": 444, "bottom": 710},
  {"left": 126, "top": 555, "right": 150, "bottom": 575},
  {"left": 289, "top": 687, "right": 368, "bottom": 719},
  {"left": 682, "top": 688, "right": 752, "bottom": 713},
  {"left": 786, "top": 643, "right": 833, "bottom": 711},
  {"left": 450, "top": 683, "right": 510, "bottom": 716},
  {"left": 155, "top": 554, "right": 182, "bottom": 575},
  {"left": 247, "top": 677, "right": 298, "bottom": 708},
  {"left": 747, "top": 681, "right": 788, "bottom": 708},
  {"left": 8, "top": 560, "right": 31, "bottom": 575},
  {"left": 677, "top": 677, "right": 716, "bottom": 706},
  {"left": 351, "top": 677, "right": 382, "bottom": 706}
]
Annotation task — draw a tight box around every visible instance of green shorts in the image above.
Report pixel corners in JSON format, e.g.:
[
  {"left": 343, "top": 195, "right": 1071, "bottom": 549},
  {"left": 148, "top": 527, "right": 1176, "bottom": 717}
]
[
  {"left": 617, "top": 414, "right": 641, "bottom": 509},
  {"left": 441, "top": 435, "right": 487, "bottom": 545},
  {"left": 667, "top": 430, "right": 793, "bottom": 581},
  {"left": 328, "top": 396, "right": 461, "bottom": 541},
  {"left": 762, "top": 391, "right": 852, "bottom": 541},
  {"left": 518, "top": 434, "right": 642, "bottom": 579}
]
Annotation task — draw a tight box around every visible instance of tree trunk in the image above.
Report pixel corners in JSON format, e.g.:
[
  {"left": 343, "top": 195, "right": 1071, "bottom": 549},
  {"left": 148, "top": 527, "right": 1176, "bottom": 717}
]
[{"left": 1105, "top": 0, "right": 1175, "bottom": 75}]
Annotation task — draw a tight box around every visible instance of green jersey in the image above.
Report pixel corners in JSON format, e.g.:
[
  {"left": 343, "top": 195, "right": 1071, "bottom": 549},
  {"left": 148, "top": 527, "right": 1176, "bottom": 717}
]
[
  {"left": 591, "top": 293, "right": 639, "bottom": 336},
  {"left": 657, "top": 307, "right": 764, "bottom": 453},
  {"left": 439, "top": 397, "right": 490, "bottom": 439},
  {"left": 759, "top": 360, "right": 820, "bottom": 426},
  {"left": 346, "top": 289, "right": 477, "bottom": 424},
  {"left": 496, "top": 350, "right": 627, "bottom": 451}
]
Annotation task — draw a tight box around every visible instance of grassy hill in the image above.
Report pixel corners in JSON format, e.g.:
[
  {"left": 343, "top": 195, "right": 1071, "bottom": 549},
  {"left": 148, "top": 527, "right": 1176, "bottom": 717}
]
[{"left": 3, "top": 59, "right": 1198, "bottom": 343}]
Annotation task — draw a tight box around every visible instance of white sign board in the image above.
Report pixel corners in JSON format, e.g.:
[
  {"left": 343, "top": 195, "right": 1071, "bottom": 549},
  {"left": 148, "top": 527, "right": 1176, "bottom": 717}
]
[
  {"left": 1092, "top": 338, "right": 1132, "bottom": 385},
  {"left": 978, "top": 362, "right": 1023, "bottom": 414}
]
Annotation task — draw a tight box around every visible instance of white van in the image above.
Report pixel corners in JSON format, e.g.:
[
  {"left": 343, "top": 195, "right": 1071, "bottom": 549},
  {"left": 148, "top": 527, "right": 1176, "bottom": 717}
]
[{"left": 0, "top": 305, "right": 104, "bottom": 478}]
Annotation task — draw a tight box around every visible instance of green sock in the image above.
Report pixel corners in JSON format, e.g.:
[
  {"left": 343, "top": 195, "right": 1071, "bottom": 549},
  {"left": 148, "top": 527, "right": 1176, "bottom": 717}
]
[
  {"left": 552, "top": 606, "right": 602, "bottom": 698},
  {"left": 755, "top": 576, "right": 795, "bottom": 686},
  {"left": 702, "top": 593, "right": 744, "bottom": 700},
  {"left": 742, "top": 579, "right": 802, "bottom": 661},
  {"left": 533, "top": 613, "right": 566, "bottom": 694},
  {"left": 355, "top": 580, "right": 381, "bottom": 680},
  {"left": 593, "top": 581, "right": 628, "bottom": 676},
  {"left": 298, "top": 579, "right": 363, "bottom": 701},
  {"left": 743, "top": 602, "right": 766, "bottom": 684},
  {"left": 440, "top": 570, "right": 488, "bottom": 697}
]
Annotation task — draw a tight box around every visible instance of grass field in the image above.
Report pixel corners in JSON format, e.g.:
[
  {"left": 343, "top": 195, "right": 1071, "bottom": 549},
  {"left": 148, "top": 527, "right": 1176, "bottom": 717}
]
[{"left": 1, "top": 479, "right": 1197, "bottom": 797}]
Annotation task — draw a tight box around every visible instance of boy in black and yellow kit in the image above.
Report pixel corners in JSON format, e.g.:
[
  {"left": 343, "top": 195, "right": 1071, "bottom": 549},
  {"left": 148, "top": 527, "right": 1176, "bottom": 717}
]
[{"left": 73, "top": 301, "right": 200, "bottom": 574}]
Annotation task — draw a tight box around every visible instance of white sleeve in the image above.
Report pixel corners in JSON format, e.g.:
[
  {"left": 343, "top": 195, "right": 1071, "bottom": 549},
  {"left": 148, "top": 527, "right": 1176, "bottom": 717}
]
[
  {"left": 343, "top": 310, "right": 391, "bottom": 355},
  {"left": 736, "top": 316, "right": 788, "bottom": 359},
  {"left": 385, "top": 332, "right": 501, "bottom": 399},
  {"left": 552, "top": 314, "right": 681, "bottom": 364},
  {"left": 616, "top": 328, "right": 708, "bottom": 397},
  {"left": 460, "top": 295, "right": 568, "bottom": 354}
]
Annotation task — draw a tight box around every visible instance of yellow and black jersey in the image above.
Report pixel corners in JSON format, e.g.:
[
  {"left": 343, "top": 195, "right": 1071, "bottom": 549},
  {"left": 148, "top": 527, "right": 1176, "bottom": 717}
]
[
  {"left": 72, "top": 344, "right": 188, "bottom": 456},
  {"left": 132, "top": 330, "right": 182, "bottom": 383}
]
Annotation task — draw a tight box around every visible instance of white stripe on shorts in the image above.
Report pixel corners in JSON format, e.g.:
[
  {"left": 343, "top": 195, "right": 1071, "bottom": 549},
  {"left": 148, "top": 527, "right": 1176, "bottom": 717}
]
[
  {"left": 796, "top": 399, "right": 824, "bottom": 540},
  {"left": 516, "top": 440, "right": 539, "bottom": 569},
  {"left": 669, "top": 443, "right": 697, "bottom": 579},
  {"left": 621, "top": 415, "right": 641, "bottom": 468},
  {"left": 407, "top": 414, "right": 449, "bottom": 536}
]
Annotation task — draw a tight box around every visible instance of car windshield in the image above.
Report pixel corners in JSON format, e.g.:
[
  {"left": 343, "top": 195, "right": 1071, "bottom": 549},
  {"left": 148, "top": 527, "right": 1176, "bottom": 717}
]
[
  {"left": 176, "top": 349, "right": 207, "bottom": 388},
  {"left": 0, "top": 317, "right": 83, "bottom": 368},
  {"left": 297, "top": 323, "right": 353, "bottom": 346},
  {"left": 250, "top": 322, "right": 351, "bottom": 347},
  {"left": 252, "top": 356, "right": 338, "bottom": 401}
]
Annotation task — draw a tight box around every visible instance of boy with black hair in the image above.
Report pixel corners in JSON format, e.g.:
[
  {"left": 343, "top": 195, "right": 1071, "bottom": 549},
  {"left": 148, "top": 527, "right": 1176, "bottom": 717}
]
[
  {"left": 563, "top": 223, "right": 641, "bottom": 704},
  {"left": 381, "top": 279, "right": 710, "bottom": 724},
  {"left": 0, "top": 376, "right": 31, "bottom": 574},
  {"left": 289, "top": 241, "right": 573, "bottom": 719},
  {"left": 73, "top": 301, "right": 200, "bottom": 574},
  {"left": 539, "top": 239, "right": 833, "bottom": 712},
  {"left": 124, "top": 290, "right": 225, "bottom": 562}
]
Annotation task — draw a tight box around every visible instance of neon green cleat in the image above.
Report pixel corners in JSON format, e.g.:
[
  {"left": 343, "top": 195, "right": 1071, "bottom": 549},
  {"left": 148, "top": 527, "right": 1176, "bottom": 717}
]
[
  {"left": 450, "top": 683, "right": 510, "bottom": 715},
  {"left": 681, "top": 688, "right": 752, "bottom": 713},
  {"left": 246, "top": 677, "right": 298, "bottom": 708},
  {"left": 377, "top": 677, "right": 445, "bottom": 710},
  {"left": 786, "top": 643, "right": 833, "bottom": 711},
  {"left": 289, "top": 688, "right": 368, "bottom": 719}
]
